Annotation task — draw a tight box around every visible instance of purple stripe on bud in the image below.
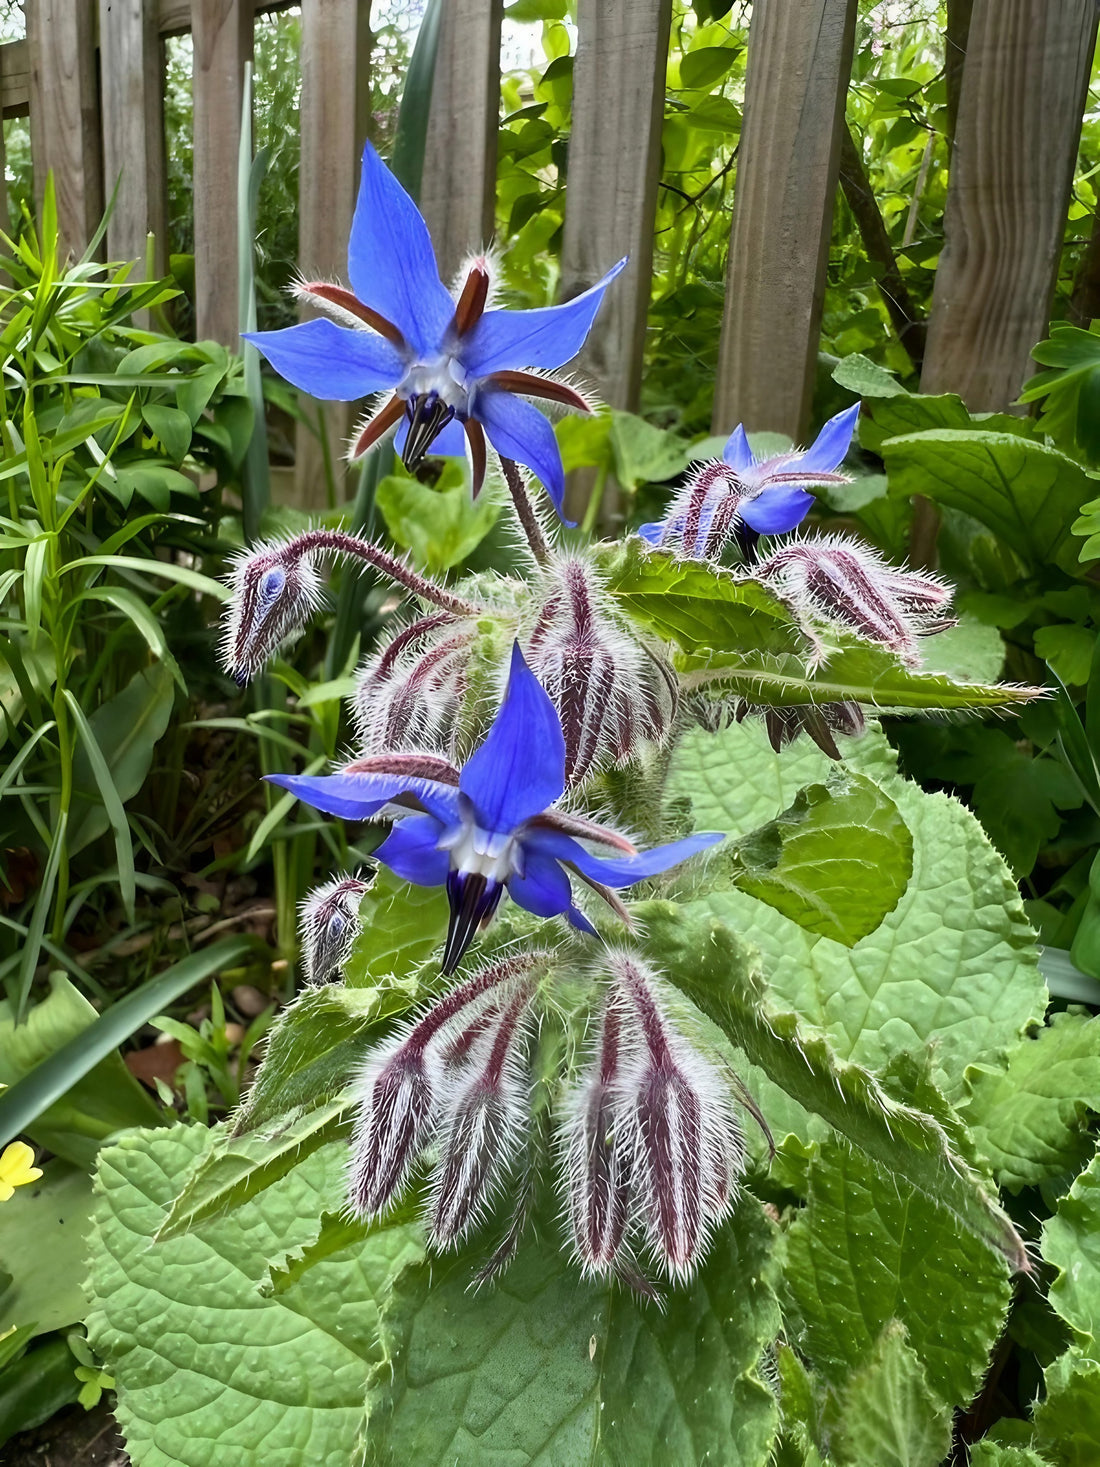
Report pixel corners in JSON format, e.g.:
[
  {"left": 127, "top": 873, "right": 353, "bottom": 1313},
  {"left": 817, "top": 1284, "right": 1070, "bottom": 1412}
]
[
  {"left": 299, "top": 873, "right": 371, "bottom": 986},
  {"left": 563, "top": 999, "right": 635, "bottom": 1274}
]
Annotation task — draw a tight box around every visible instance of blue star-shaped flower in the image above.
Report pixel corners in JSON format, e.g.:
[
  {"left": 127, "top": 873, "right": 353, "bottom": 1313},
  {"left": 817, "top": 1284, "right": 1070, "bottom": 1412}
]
[
  {"left": 268, "top": 644, "right": 721, "bottom": 973},
  {"left": 638, "top": 403, "right": 860, "bottom": 557},
  {"left": 244, "top": 143, "right": 625, "bottom": 521}
]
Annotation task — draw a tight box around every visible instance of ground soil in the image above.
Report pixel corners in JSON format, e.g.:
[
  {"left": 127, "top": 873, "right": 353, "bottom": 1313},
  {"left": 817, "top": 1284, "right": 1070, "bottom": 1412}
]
[{"left": 5, "top": 1400, "right": 126, "bottom": 1465}]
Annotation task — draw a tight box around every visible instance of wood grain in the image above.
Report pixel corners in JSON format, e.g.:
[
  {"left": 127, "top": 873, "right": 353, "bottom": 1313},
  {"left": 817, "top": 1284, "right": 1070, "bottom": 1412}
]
[
  {"left": 712, "top": 0, "right": 856, "bottom": 440},
  {"left": 100, "top": 0, "right": 167, "bottom": 273},
  {"left": 921, "top": 0, "right": 1098, "bottom": 409}
]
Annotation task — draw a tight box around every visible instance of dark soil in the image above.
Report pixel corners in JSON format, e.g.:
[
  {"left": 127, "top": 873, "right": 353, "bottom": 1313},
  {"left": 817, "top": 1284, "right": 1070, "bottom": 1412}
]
[{"left": 5, "top": 1400, "right": 126, "bottom": 1465}]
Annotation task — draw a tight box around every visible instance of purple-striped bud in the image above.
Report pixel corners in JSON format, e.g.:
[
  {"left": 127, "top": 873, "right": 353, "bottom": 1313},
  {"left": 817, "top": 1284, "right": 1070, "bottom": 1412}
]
[
  {"left": 352, "top": 612, "right": 479, "bottom": 758},
  {"left": 298, "top": 873, "right": 371, "bottom": 986},
  {"left": 428, "top": 984, "right": 534, "bottom": 1247},
  {"left": 525, "top": 555, "right": 677, "bottom": 784},
  {"left": 220, "top": 536, "right": 325, "bottom": 685},
  {"left": 734, "top": 697, "right": 866, "bottom": 761},
  {"left": 608, "top": 952, "right": 746, "bottom": 1280},
  {"left": 755, "top": 535, "right": 955, "bottom": 668},
  {"left": 562, "top": 996, "right": 635, "bottom": 1275}
]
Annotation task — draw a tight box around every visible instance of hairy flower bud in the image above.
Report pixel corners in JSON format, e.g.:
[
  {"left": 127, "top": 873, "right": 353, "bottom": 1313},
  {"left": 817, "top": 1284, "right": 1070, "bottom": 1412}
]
[
  {"left": 524, "top": 555, "right": 677, "bottom": 783},
  {"left": 352, "top": 612, "right": 479, "bottom": 757},
  {"left": 299, "top": 872, "right": 371, "bottom": 986},
  {"left": 220, "top": 537, "right": 326, "bottom": 685},
  {"left": 755, "top": 534, "right": 955, "bottom": 668}
]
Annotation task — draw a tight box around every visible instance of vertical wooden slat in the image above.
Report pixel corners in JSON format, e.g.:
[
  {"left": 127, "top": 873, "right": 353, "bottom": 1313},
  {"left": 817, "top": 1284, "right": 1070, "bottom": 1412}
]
[
  {"left": 712, "top": 0, "right": 857, "bottom": 440},
  {"left": 0, "top": 46, "right": 9, "bottom": 247},
  {"left": 191, "top": 0, "right": 251, "bottom": 346},
  {"left": 559, "top": 0, "right": 672, "bottom": 523},
  {"left": 26, "top": 0, "right": 104, "bottom": 258},
  {"left": 293, "top": 0, "right": 370, "bottom": 508},
  {"left": 420, "top": 0, "right": 502, "bottom": 285},
  {"left": 921, "top": 0, "right": 1098, "bottom": 410},
  {"left": 99, "top": 0, "right": 166, "bottom": 273}
]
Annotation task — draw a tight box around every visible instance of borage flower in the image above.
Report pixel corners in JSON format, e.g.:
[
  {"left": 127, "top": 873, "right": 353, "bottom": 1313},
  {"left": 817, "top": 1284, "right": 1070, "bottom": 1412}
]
[
  {"left": 268, "top": 643, "right": 721, "bottom": 973},
  {"left": 638, "top": 403, "right": 860, "bottom": 559},
  {"left": 244, "top": 143, "right": 625, "bottom": 519}
]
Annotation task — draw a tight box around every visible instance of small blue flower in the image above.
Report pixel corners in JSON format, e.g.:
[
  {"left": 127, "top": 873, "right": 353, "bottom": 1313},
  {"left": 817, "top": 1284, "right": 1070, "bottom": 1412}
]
[
  {"left": 244, "top": 143, "right": 625, "bottom": 521},
  {"left": 268, "top": 644, "right": 721, "bottom": 973},
  {"left": 638, "top": 403, "right": 860, "bottom": 558}
]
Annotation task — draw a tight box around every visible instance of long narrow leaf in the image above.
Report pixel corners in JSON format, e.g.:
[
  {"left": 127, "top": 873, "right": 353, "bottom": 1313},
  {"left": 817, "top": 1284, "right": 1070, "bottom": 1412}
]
[
  {"left": 75, "top": 586, "right": 186, "bottom": 690},
  {"left": 22, "top": 537, "right": 48, "bottom": 648},
  {"left": 16, "top": 811, "right": 66, "bottom": 1019},
  {"left": 62, "top": 555, "right": 229, "bottom": 600},
  {"left": 245, "top": 753, "right": 327, "bottom": 863},
  {"left": 0, "top": 720, "right": 56, "bottom": 800},
  {"left": 390, "top": 0, "right": 444, "bottom": 195},
  {"left": 62, "top": 690, "right": 136, "bottom": 920}
]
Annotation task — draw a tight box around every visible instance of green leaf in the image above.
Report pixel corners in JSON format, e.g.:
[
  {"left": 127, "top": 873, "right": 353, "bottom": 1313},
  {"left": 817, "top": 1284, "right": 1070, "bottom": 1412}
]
[
  {"left": 882, "top": 430, "right": 1095, "bottom": 575},
  {"left": 63, "top": 688, "right": 135, "bottom": 918},
  {"left": 87, "top": 1125, "right": 418, "bottom": 1467},
  {"left": 963, "top": 1012, "right": 1100, "bottom": 1190},
  {"left": 1034, "top": 1353, "right": 1100, "bottom": 1467},
  {"left": 73, "top": 585, "right": 185, "bottom": 690},
  {"left": 680, "top": 43, "right": 738, "bottom": 88},
  {"left": 830, "top": 1322, "right": 953, "bottom": 1467},
  {"left": 366, "top": 1202, "right": 780, "bottom": 1466},
  {"left": 140, "top": 404, "right": 192, "bottom": 463},
  {"left": 0, "top": 1336, "right": 81, "bottom": 1446},
  {"left": 375, "top": 467, "right": 498, "bottom": 573},
  {"left": 1042, "top": 1149, "right": 1100, "bottom": 1357},
  {"left": 918, "top": 612, "right": 1005, "bottom": 685},
  {"left": 64, "top": 554, "right": 229, "bottom": 601},
  {"left": 969, "top": 1447, "right": 1054, "bottom": 1467},
  {"left": 668, "top": 720, "right": 1047, "bottom": 1097},
  {"left": 1034, "top": 624, "right": 1097, "bottom": 687},
  {"left": 728, "top": 769, "right": 912, "bottom": 946},
  {"left": 0, "top": 1161, "right": 95, "bottom": 1335},
  {"left": 344, "top": 866, "right": 450, "bottom": 988},
  {"left": 784, "top": 1135, "right": 1011, "bottom": 1406},
  {"left": 0, "top": 973, "right": 160, "bottom": 1166},
  {"left": 609, "top": 410, "right": 694, "bottom": 487}
]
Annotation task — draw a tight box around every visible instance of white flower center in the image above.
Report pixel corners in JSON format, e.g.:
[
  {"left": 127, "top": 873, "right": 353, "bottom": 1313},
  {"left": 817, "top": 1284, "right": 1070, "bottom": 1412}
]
[
  {"left": 398, "top": 354, "right": 470, "bottom": 412},
  {"left": 439, "top": 821, "right": 522, "bottom": 884}
]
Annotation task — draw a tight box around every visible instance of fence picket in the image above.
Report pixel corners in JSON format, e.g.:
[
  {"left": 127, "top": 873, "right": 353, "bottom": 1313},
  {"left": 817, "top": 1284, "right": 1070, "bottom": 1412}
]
[
  {"left": 26, "top": 0, "right": 103, "bottom": 258},
  {"left": 712, "top": 0, "right": 857, "bottom": 442},
  {"left": 99, "top": 0, "right": 167, "bottom": 275},
  {"left": 191, "top": 0, "right": 253, "bottom": 346},
  {"left": 920, "top": 0, "right": 1099, "bottom": 409}
]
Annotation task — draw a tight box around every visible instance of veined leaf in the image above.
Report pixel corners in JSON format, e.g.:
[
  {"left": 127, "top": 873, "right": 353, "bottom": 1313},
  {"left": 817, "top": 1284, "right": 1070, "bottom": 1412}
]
[
  {"left": 1042, "top": 1149, "right": 1100, "bottom": 1358},
  {"left": 1034, "top": 1353, "right": 1100, "bottom": 1467},
  {"left": 829, "top": 1322, "right": 953, "bottom": 1467},
  {"left": 376, "top": 469, "right": 498, "bottom": 572},
  {"left": 344, "top": 867, "right": 450, "bottom": 988}
]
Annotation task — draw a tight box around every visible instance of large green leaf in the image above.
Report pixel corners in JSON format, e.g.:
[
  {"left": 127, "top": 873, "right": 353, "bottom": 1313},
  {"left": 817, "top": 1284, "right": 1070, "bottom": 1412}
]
[
  {"left": 963, "top": 1012, "right": 1100, "bottom": 1190},
  {"left": 343, "top": 867, "right": 449, "bottom": 988},
  {"left": 1033, "top": 1353, "right": 1100, "bottom": 1467},
  {"left": 0, "top": 1161, "right": 95, "bottom": 1335},
  {"left": 830, "top": 1322, "right": 953, "bottom": 1467},
  {"left": 365, "top": 1200, "right": 780, "bottom": 1466},
  {"left": 1042, "top": 1149, "right": 1100, "bottom": 1359},
  {"left": 376, "top": 467, "right": 498, "bottom": 573},
  {"left": 727, "top": 769, "right": 912, "bottom": 946},
  {"left": 785, "top": 1135, "right": 1012, "bottom": 1406},
  {"left": 669, "top": 720, "right": 1046, "bottom": 1098},
  {"left": 87, "top": 1124, "right": 420, "bottom": 1467},
  {"left": 882, "top": 430, "right": 1095, "bottom": 575}
]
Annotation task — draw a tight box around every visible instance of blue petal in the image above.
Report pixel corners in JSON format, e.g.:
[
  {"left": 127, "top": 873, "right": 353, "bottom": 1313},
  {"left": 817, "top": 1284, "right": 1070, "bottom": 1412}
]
[
  {"left": 507, "top": 850, "right": 573, "bottom": 918},
  {"left": 459, "top": 642, "right": 565, "bottom": 832},
  {"left": 244, "top": 319, "right": 405, "bottom": 401},
  {"left": 265, "top": 771, "right": 461, "bottom": 826},
  {"left": 722, "top": 424, "right": 756, "bottom": 472},
  {"left": 374, "top": 815, "right": 450, "bottom": 886},
  {"left": 739, "top": 486, "right": 815, "bottom": 534},
  {"left": 394, "top": 415, "right": 467, "bottom": 458},
  {"left": 474, "top": 386, "right": 570, "bottom": 522},
  {"left": 459, "top": 259, "right": 627, "bottom": 377},
  {"left": 524, "top": 829, "right": 724, "bottom": 888},
  {"left": 346, "top": 142, "right": 456, "bottom": 356},
  {"left": 798, "top": 403, "right": 860, "bottom": 472},
  {"left": 637, "top": 521, "right": 665, "bottom": 544}
]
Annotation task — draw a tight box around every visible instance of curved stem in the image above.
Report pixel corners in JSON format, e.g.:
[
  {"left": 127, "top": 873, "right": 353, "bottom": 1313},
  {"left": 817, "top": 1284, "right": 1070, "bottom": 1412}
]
[
  {"left": 286, "top": 528, "right": 484, "bottom": 617},
  {"left": 500, "top": 458, "right": 550, "bottom": 565}
]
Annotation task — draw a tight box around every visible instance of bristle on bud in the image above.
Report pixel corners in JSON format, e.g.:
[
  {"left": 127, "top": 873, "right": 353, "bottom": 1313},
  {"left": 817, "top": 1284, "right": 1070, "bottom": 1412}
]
[
  {"left": 219, "top": 536, "right": 326, "bottom": 685},
  {"left": 299, "top": 873, "right": 371, "bottom": 986}
]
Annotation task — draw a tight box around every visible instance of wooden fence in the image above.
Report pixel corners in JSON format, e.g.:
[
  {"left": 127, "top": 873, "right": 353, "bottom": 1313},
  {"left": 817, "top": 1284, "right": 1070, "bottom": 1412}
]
[{"left": 3, "top": 0, "right": 1099, "bottom": 513}]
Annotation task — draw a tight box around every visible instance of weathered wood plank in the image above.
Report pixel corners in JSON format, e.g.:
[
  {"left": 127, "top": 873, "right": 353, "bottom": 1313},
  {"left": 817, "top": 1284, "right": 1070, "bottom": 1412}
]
[
  {"left": 26, "top": 0, "right": 104, "bottom": 257},
  {"left": 712, "top": 0, "right": 857, "bottom": 440},
  {"left": 420, "top": 0, "right": 502, "bottom": 286},
  {"left": 191, "top": 0, "right": 252, "bottom": 346},
  {"left": 99, "top": 0, "right": 167, "bottom": 274},
  {"left": 1, "top": 41, "right": 29, "bottom": 118},
  {"left": 158, "top": 0, "right": 291, "bottom": 37},
  {"left": 294, "top": 0, "right": 370, "bottom": 509},
  {"left": 560, "top": 0, "right": 672, "bottom": 523},
  {"left": 0, "top": 45, "right": 9, "bottom": 244},
  {"left": 921, "top": 0, "right": 1098, "bottom": 409}
]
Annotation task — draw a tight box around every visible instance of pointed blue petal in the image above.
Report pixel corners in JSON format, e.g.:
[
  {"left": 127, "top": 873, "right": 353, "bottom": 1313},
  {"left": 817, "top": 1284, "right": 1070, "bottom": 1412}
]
[
  {"left": 394, "top": 414, "right": 467, "bottom": 458},
  {"left": 374, "top": 815, "right": 450, "bottom": 886},
  {"left": 637, "top": 521, "right": 665, "bottom": 544},
  {"left": 474, "top": 387, "right": 571, "bottom": 522},
  {"left": 346, "top": 142, "right": 456, "bottom": 356},
  {"left": 722, "top": 423, "right": 756, "bottom": 472},
  {"left": 244, "top": 319, "right": 405, "bottom": 401},
  {"left": 459, "top": 259, "right": 627, "bottom": 377},
  {"left": 739, "top": 485, "right": 815, "bottom": 534},
  {"left": 265, "top": 771, "right": 461, "bottom": 826},
  {"left": 459, "top": 642, "right": 565, "bottom": 832},
  {"left": 567, "top": 906, "right": 598, "bottom": 936},
  {"left": 507, "top": 850, "right": 573, "bottom": 919},
  {"left": 524, "top": 828, "right": 723, "bottom": 888},
  {"left": 797, "top": 402, "right": 860, "bottom": 472}
]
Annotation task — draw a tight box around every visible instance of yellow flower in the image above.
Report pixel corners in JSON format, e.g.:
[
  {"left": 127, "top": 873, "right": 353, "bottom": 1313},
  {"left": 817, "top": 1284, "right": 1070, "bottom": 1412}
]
[{"left": 0, "top": 1142, "right": 42, "bottom": 1201}]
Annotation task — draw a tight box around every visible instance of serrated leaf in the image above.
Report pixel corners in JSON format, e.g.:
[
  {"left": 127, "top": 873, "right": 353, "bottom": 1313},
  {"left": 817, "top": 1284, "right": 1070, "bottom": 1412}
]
[
  {"left": 87, "top": 1125, "right": 414, "bottom": 1467},
  {"left": 375, "top": 469, "right": 498, "bottom": 573},
  {"left": 366, "top": 1201, "right": 780, "bottom": 1466},
  {"left": 830, "top": 1322, "right": 953, "bottom": 1467},
  {"left": 343, "top": 867, "right": 449, "bottom": 988},
  {"left": 669, "top": 720, "right": 1046, "bottom": 1097},
  {"left": 729, "top": 769, "right": 912, "bottom": 945},
  {"left": 963, "top": 1012, "right": 1100, "bottom": 1190},
  {"left": 1042, "top": 1150, "right": 1100, "bottom": 1357},
  {"left": 1034, "top": 1353, "right": 1100, "bottom": 1467},
  {"left": 969, "top": 1445, "right": 1054, "bottom": 1467},
  {"left": 785, "top": 1136, "right": 1011, "bottom": 1406}
]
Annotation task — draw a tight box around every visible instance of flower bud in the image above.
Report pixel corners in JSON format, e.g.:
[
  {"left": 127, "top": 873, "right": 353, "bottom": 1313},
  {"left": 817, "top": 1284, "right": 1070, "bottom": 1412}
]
[
  {"left": 734, "top": 698, "right": 866, "bottom": 761},
  {"left": 352, "top": 612, "right": 478, "bottom": 757},
  {"left": 299, "top": 873, "right": 371, "bottom": 986},
  {"left": 220, "top": 537, "right": 325, "bottom": 685}
]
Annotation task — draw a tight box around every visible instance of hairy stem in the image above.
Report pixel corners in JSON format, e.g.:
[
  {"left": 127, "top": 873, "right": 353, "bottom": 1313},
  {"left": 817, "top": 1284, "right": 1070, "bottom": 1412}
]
[
  {"left": 287, "top": 528, "right": 483, "bottom": 617},
  {"left": 500, "top": 458, "right": 550, "bottom": 565}
]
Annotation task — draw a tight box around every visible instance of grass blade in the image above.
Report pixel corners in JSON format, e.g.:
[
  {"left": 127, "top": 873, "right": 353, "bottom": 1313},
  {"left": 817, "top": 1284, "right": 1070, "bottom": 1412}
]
[{"left": 62, "top": 690, "right": 136, "bottom": 921}]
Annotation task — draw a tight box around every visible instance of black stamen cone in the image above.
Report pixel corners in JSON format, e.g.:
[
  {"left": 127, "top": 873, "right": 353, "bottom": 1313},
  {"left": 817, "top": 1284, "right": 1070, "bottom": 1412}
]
[
  {"left": 403, "top": 393, "right": 456, "bottom": 473},
  {"left": 443, "top": 871, "right": 504, "bottom": 974}
]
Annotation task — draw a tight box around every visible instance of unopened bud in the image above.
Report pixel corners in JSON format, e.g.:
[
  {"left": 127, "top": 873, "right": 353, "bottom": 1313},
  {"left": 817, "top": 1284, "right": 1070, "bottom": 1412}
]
[
  {"left": 734, "top": 698, "right": 866, "bottom": 761},
  {"left": 353, "top": 613, "right": 478, "bottom": 758},
  {"left": 220, "top": 536, "right": 325, "bottom": 684},
  {"left": 299, "top": 873, "right": 370, "bottom": 986}
]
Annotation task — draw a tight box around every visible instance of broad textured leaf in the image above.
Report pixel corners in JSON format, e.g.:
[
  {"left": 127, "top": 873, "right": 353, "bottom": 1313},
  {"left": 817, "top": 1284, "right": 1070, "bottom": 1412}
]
[
  {"left": 608, "top": 409, "right": 694, "bottom": 487},
  {"left": 343, "top": 867, "right": 449, "bottom": 987},
  {"left": 785, "top": 1136, "right": 1012, "bottom": 1406},
  {"left": 830, "top": 1322, "right": 953, "bottom": 1467},
  {"left": 969, "top": 1446, "right": 1054, "bottom": 1467},
  {"left": 669, "top": 720, "right": 1046, "bottom": 1098},
  {"left": 0, "top": 1162, "right": 95, "bottom": 1335},
  {"left": 882, "top": 430, "right": 1094, "bottom": 574},
  {"left": 964, "top": 1012, "right": 1100, "bottom": 1190},
  {"left": 728, "top": 769, "right": 912, "bottom": 945},
  {"left": 365, "top": 1200, "right": 780, "bottom": 1466},
  {"left": 1042, "top": 1150, "right": 1100, "bottom": 1357},
  {"left": 87, "top": 1125, "right": 418, "bottom": 1467},
  {"left": 1034, "top": 1353, "right": 1100, "bottom": 1467},
  {"left": 376, "top": 470, "right": 498, "bottom": 573}
]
